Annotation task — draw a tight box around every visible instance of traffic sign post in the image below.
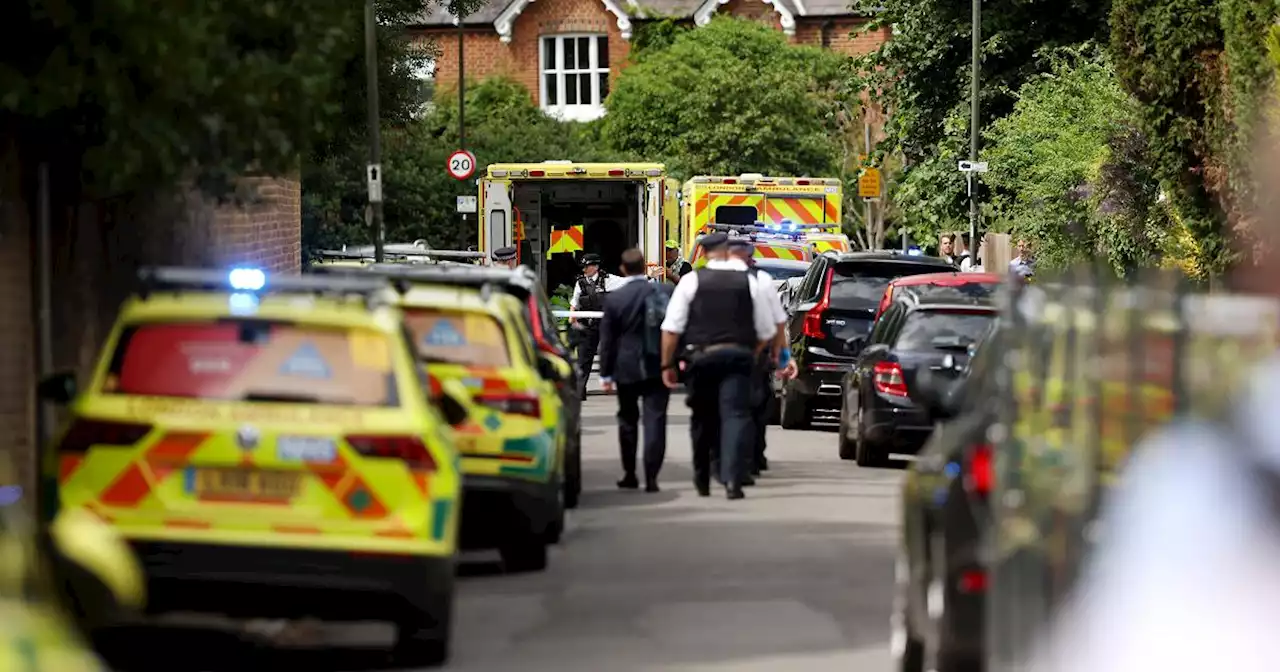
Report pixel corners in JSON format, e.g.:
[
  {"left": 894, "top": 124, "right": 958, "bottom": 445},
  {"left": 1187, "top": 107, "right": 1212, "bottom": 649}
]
[
  {"left": 366, "top": 163, "right": 383, "bottom": 203},
  {"left": 858, "top": 167, "right": 881, "bottom": 199},
  {"left": 958, "top": 160, "right": 989, "bottom": 173},
  {"left": 456, "top": 195, "right": 477, "bottom": 213},
  {"left": 447, "top": 149, "right": 477, "bottom": 181}
]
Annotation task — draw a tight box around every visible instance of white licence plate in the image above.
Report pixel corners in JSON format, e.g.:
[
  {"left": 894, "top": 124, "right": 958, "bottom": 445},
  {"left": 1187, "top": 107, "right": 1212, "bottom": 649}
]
[{"left": 276, "top": 436, "right": 336, "bottom": 463}]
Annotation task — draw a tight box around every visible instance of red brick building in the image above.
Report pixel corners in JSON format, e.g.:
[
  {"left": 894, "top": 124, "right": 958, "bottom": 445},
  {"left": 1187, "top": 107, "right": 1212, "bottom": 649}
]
[{"left": 412, "top": 0, "right": 888, "bottom": 121}]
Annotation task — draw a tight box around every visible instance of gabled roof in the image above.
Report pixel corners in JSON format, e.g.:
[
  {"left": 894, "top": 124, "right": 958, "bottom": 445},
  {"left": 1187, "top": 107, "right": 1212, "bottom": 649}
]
[{"left": 409, "top": 0, "right": 860, "bottom": 39}]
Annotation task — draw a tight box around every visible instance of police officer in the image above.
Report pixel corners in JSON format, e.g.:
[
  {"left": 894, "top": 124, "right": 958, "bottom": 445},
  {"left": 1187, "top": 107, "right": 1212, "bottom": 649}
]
[
  {"left": 491, "top": 245, "right": 519, "bottom": 269},
  {"left": 659, "top": 232, "right": 779, "bottom": 500},
  {"left": 726, "top": 237, "right": 796, "bottom": 480},
  {"left": 570, "top": 253, "right": 622, "bottom": 400}
]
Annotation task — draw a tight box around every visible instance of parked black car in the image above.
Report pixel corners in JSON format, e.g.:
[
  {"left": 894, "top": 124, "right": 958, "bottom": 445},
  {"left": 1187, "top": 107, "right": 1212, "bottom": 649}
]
[
  {"left": 840, "top": 292, "right": 996, "bottom": 465},
  {"left": 893, "top": 320, "right": 999, "bottom": 672},
  {"left": 779, "top": 252, "right": 957, "bottom": 429}
]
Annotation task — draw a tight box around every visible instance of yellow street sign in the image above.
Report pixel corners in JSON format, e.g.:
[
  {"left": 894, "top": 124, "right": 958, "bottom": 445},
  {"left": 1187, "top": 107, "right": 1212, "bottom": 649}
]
[{"left": 858, "top": 167, "right": 881, "bottom": 198}]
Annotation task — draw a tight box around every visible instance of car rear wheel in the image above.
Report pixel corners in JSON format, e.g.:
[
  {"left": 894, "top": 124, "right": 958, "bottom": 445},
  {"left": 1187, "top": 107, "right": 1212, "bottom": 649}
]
[
  {"left": 779, "top": 386, "right": 809, "bottom": 430},
  {"left": 564, "top": 432, "right": 582, "bottom": 510},
  {"left": 855, "top": 407, "right": 885, "bottom": 467},
  {"left": 545, "top": 478, "right": 566, "bottom": 544},
  {"left": 838, "top": 401, "right": 858, "bottom": 460},
  {"left": 393, "top": 591, "right": 453, "bottom": 667},
  {"left": 500, "top": 536, "right": 549, "bottom": 573}
]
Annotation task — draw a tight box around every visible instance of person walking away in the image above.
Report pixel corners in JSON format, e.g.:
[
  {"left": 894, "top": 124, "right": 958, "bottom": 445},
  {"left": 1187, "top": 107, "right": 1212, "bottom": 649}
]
[
  {"left": 663, "top": 240, "right": 693, "bottom": 285},
  {"left": 598, "top": 249, "right": 673, "bottom": 492},
  {"left": 727, "top": 238, "right": 797, "bottom": 481},
  {"left": 659, "top": 232, "right": 779, "bottom": 500},
  {"left": 570, "top": 253, "right": 623, "bottom": 399},
  {"left": 491, "top": 245, "right": 519, "bottom": 269}
]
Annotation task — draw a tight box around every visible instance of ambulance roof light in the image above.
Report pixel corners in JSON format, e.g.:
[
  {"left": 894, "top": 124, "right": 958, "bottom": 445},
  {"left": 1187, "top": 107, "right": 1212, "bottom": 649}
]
[
  {"left": 543, "top": 159, "right": 573, "bottom": 164},
  {"left": 740, "top": 173, "right": 764, "bottom": 180}
]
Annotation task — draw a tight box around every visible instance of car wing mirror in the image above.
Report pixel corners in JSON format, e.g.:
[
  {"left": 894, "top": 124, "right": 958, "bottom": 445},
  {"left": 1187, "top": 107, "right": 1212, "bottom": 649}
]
[
  {"left": 436, "top": 379, "right": 473, "bottom": 427},
  {"left": 37, "top": 371, "right": 77, "bottom": 405}
]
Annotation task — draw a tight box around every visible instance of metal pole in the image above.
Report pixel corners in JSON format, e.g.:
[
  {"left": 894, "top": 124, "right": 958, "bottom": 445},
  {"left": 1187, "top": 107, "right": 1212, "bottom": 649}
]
[
  {"left": 365, "top": 0, "right": 385, "bottom": 262},
  {"left": 458, "top": 11, "right": 466, "bottom": 149},
  {"left": 968, "top": 0, "right": 981, "bottom": 251},
  {"left": 34, "top": 162, "right": 55, "bottom": 519},
  {"left": 863, "top": 121, "right": 872, "bottom": 250}
]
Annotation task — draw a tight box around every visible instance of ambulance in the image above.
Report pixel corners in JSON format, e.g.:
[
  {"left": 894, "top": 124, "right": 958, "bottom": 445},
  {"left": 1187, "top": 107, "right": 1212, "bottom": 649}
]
[
  {"left": 679, "top": 174, "right": 851, "bottom": 257},
  {"left": 478, "top": 162, "right": 671, "bottom": 293}
]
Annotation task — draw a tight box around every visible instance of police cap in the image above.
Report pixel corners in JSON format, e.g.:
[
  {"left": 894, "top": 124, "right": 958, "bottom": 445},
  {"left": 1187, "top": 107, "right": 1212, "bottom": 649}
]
[
  {"left": 580, "top": 253, "right": 602, "bottom": 267},
  {"left": 492, "top": 245, "right": 517, "bottom": 262},
  {"left": 700, "top": 232, "right": 730, "bottom": 251},
  {"left": 727, "top": 237, "right": 753, "bottom": 253}
]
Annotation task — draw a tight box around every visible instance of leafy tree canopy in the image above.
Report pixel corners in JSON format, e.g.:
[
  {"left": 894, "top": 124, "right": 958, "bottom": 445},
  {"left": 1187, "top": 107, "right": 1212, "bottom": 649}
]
[
  {"left": 303, "top": 77, "right": 616, "bottom": 258},
  {"left": 601, "top": 17, "right": 849, "bottom": 180},
  {"left": 0, "top": 0, "right": 483, "bottom": 198}
]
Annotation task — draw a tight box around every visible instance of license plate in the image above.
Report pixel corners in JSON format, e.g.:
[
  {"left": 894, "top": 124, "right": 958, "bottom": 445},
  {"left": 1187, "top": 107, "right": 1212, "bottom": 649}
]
[
  {"left": 195, "top": 468, "right": 299, "bottom": 500},
  {"left": 276, "top": 436, "right": 336, "bottom": 463}
]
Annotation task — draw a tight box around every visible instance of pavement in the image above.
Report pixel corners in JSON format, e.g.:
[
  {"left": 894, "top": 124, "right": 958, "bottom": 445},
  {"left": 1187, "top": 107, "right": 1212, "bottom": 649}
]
[{"left": 100, "top": 392, "right": 904, "bottom": 672}]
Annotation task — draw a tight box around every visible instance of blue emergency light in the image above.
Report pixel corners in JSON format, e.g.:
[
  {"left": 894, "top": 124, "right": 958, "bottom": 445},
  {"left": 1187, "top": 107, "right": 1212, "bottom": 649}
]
[
  {"left": 907, "top": 246, "right": 923, "bottom": 256},
  {"left": 780, "top": 219, "right": 796, "bottom": 231},
  {"left": 229, "top": 267, "right": 266, "bottom": 291}
]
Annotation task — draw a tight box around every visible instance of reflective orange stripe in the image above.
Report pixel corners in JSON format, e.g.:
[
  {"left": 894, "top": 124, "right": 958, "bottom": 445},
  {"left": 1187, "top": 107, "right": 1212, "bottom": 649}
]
[
  {"left": 274, "top": 525, "right": 323, "bottom": 534},
  {"left": 306, "top": 454, "right": 389, "bottom": 518},
  {"left": 164, "top": 519, "right": 212, "bottom": 529}
]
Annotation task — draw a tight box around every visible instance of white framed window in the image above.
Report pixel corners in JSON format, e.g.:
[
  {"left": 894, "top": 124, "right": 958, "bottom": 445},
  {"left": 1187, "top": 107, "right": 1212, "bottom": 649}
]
[{"left": 539, "top": 34, "right": 610, "bottom": 122}]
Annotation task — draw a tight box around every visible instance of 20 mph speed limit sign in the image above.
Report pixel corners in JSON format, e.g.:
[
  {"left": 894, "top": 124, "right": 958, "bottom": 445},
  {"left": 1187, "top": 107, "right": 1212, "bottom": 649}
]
[{"left": 447, "top": 149, "right": 477, "bottom": 181}]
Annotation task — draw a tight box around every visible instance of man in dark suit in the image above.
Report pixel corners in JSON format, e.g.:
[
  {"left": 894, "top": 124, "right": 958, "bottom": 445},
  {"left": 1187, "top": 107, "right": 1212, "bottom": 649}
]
[{"left": 598, "top": 248, "right": 672, "bottom": 492}]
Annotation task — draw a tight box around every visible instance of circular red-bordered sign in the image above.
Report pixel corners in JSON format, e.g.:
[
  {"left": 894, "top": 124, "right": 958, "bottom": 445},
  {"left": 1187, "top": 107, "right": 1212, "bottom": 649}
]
[{"left": 447, "top": 149, "right": 477, "bottom": 181}]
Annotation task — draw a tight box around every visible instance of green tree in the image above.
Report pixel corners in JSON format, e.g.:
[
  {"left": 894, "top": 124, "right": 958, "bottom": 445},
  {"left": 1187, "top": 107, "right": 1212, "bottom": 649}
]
[
  {"left": 851, "top": 0, "right": 1111, "bottom": 240},
  {"left": 1, "top": 0, "right": 481, "bottom": 199},
  {"left": 302, "top": 76, "right": 616, "bottom": 258},
  {"left": 983, "top": 45, "right": 1174, "bottom": 274},
  {"left": 601, "top": 17, "right": 848, "bottom": 180}
]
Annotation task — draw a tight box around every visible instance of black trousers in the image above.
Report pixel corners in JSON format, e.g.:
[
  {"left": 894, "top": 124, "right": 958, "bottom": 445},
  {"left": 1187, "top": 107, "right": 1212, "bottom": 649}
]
[
  {"left": 749, "top": 362, "right": 772, "bottom": 473},
  {"left": 575, "top": 323, "right": 600, "bottom": 399},
  {"left": 687, "top": 348, "right": 755, "bottom": 489},
  {"left": 616, "top": 378, "right": 671, "bottom": 482}
]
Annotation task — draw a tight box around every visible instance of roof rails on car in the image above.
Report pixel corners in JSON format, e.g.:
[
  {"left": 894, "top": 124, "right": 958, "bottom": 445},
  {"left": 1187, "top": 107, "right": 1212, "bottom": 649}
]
[{"left": 136, "top": 266, "right": 396, "bottom": 307}]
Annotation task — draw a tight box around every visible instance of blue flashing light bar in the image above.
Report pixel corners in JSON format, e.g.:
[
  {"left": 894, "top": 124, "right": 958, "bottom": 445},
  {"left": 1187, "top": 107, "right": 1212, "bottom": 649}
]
[
  {"left": 906, "top": 246, "right": 923, "bottom": 256},
  {"left": 229, "top": 267, "right": 266, "bottom": 291}
]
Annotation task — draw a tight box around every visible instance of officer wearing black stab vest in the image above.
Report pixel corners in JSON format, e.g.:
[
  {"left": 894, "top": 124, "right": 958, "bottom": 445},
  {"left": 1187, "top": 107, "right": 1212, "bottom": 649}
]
[
  {"left": 570, "top": 253, "right": 621, "bottom": 400},
  {"left": 659, "top": 233, "right": 780, "bottom": 500}
]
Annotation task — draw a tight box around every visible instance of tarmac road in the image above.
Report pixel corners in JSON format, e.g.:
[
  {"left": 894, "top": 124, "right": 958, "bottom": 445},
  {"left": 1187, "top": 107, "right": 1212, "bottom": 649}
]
[{"left": 100, "top": 393, "right": 903, "bottom": 671}]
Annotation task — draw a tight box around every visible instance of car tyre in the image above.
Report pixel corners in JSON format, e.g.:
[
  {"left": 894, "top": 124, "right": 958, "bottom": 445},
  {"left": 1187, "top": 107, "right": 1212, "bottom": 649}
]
[
  {"left": 854, "top": 406, "right": 885, "bottom": 467},
  {"left": 545, "top": 478, "right": 566, "bottom": 544},
  {"left": 838, "top": 401, "right": 858, "bottom": 460},
  {"left": 779, "top": 385, "right": 809, "bottom": 430},
  {"left": 393, "top": 591, "right": 453, "bottom": 668},
  {"left": 500, "top": 535, "right": 549, "bottom": 572},
  {"left": 564, "top": 431, "right": 582, "bottom": 510}
]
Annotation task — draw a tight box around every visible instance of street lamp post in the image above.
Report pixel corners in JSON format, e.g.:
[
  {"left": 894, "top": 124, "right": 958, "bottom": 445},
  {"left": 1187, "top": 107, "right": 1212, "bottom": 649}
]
[
  {"left": 365, "top": 0, "right": 386, "bottom": 262},
  {"left": 968, "top": 0, "right": 981, "bottom": 256}
]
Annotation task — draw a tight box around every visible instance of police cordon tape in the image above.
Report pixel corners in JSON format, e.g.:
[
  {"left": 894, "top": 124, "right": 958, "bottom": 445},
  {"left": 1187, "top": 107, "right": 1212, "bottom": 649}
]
[{"left": 552, "top": 310, "right": 604, "bottom": 319}]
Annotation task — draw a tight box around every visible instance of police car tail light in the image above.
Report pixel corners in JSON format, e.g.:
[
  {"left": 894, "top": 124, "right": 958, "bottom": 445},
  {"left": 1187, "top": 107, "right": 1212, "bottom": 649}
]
[
  {"left": 58, "top": 419, "right": 153, "bottom": 453},
  {"left": 346, "top": 435, "right": 437, "bottom": 471},
  {"left": 802, "top": 268, "right": 835, "bottom": 339},
  {"left": 965, "top": 442, "right": 993, "bottom": 498},
  {"left": 473, "top": 392, "right": 540, "bottom": 418},
  {"left": 872, "top": 362, "right": 908, "bottom": 397}
]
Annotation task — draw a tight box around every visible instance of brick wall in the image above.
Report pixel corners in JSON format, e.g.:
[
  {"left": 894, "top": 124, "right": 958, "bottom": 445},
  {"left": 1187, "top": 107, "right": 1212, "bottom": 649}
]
[
  {"left": 0, "top": 170, "right": 301, "bottom": 496},
  {"left": 793, "top": 17, "right": 888, "bottom": 56},
  {"left": 417, "top": 0, "right": 632, "bottom": 107}
]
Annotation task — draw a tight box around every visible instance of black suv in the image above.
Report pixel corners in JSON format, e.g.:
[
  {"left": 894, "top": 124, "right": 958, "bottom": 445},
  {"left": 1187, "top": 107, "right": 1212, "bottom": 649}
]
[
  {"left": 779, "top": 252, "right": 956, "bottom": 429},
  {"left": 840, "top": 292, "right": 996, "bottom": 465}
]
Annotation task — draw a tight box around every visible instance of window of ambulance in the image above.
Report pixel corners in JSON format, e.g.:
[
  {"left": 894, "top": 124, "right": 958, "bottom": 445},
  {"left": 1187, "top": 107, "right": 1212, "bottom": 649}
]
[
  {"left": 715, "top": 205, "right": 757, "bottom": 226},
  {"left": 103, "top": 321, "right": 400, "bottom": 406},
  {"left": 402, "top": 310, "right": 512, "bottom": 367}
]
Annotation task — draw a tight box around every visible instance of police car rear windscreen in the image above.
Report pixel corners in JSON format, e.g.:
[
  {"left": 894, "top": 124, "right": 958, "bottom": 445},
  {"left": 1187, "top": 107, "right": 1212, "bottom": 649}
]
[
  {"left": 402, "top": 310, "right": 512, "bottom": 367},
  {"left": 103, "top": 321, "right": 401, "bottom": 407}
]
